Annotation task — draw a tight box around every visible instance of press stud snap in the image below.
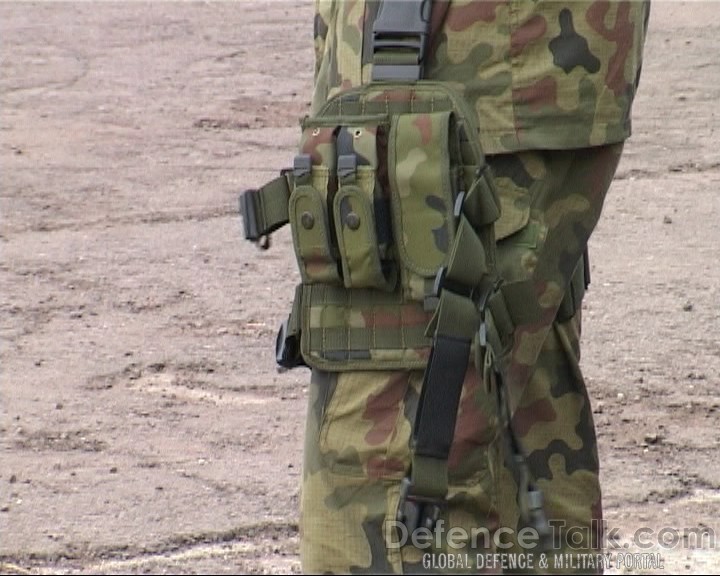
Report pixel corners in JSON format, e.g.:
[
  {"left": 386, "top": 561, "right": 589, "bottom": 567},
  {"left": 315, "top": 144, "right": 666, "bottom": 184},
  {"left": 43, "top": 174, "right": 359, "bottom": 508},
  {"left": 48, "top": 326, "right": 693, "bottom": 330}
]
[
  {"left": 301, "top": 211, "right": 315, "bottom": 229},
  {"left": 345, "top": 212, "right": 360, "bottom": 230}
]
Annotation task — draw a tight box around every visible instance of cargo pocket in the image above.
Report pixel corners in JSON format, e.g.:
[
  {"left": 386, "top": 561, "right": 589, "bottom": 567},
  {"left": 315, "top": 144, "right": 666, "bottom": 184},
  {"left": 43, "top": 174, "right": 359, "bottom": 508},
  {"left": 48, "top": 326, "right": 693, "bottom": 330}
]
[{"left": 318, "top": 371, "right": 414, "bottom": 480}]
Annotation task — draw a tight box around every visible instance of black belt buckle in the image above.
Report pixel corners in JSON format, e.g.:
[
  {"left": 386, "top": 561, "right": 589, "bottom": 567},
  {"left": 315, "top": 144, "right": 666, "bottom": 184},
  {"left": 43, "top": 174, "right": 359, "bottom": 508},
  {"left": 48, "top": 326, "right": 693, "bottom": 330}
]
[{"left": 396, "top": 477, "right": 443, "bottom": 537}]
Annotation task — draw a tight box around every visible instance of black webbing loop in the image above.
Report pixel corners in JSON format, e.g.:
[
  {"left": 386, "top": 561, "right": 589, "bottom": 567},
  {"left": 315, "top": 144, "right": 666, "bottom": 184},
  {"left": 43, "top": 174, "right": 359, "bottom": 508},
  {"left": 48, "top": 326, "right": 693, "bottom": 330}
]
[{"left": 275, "top": 285, "right": 307, "bottom": 370}]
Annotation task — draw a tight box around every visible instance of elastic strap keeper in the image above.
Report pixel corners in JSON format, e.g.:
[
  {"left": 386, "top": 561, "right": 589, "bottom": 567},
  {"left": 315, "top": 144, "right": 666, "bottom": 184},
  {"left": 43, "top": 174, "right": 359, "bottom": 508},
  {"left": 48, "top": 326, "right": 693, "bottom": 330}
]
[
  {"left": 425, "top": 289, "right": 479, "bottom": 340},
  {"left": 409, "top": 455, "right": 448, "bottom": 501}
]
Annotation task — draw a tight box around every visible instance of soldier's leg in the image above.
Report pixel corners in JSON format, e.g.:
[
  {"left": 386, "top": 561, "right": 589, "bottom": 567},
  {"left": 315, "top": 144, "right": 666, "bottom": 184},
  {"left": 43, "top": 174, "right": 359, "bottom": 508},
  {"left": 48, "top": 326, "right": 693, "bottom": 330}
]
[
  {"left": 488, "top": 145, "right": 624, "bottom": 573},
  {"left": 300, "top": 368, "right": 500, "bottom": 574},
  {"left": 494, "top": 310, "right": 603, "bottom": 573},
  {"left": 300, "top": 369, "right": 414, "bottom": 573}
]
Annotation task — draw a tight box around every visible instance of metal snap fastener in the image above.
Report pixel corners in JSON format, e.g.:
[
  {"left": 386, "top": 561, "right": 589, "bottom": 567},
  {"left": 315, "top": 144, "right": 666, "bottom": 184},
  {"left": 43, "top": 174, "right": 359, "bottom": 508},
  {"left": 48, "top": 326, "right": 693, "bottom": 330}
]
[
  {"left": 345, "top": 212, "right": 360, "bottom": 230},
  {"left": 301, "top": 211, "right": 315, "bottom": 229}
]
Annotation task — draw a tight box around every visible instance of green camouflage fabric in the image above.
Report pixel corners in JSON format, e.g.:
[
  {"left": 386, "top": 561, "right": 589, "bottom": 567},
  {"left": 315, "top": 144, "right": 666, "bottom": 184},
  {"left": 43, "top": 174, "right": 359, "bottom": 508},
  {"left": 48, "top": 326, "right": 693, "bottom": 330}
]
[
  {"left": 297, "top": 1, "right": 648, "bottom": 573},
  {"left": 301, "top": 145, "right": 623, "bottom": 574},
  {"left": 290, "top": 82, "right": 496, "bottom": 372},
  {"left": 312, "top": 0, "right": 650, "bottom": 154}
]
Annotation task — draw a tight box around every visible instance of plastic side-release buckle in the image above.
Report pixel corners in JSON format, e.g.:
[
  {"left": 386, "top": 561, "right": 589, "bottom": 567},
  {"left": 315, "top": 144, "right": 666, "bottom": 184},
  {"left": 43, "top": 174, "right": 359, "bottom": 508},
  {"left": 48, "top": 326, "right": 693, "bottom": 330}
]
[
  {"left": 239, "top": 188, "right": 271, "bottom": 250},
  {"left": 371, "top": 0, "right": 431, "bottom": 81},
  {"left": 275, "top": 318, "right": 306, "bottom": 370},
  {"left": 396, "top": 477, "right": 444, "bottom": 538}
]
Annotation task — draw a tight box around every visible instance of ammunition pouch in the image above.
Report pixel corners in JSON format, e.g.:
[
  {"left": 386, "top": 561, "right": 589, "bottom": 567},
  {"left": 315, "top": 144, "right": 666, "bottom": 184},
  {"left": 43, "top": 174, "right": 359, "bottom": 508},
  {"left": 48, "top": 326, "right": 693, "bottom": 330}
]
[{"left": 244, "top": 82, "right": 502, "bottom": 372}]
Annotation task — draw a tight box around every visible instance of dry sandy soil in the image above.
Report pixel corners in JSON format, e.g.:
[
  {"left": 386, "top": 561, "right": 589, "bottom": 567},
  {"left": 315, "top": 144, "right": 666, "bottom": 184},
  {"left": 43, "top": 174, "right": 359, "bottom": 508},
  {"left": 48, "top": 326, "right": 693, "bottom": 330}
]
[{"left": 1, "top": 2, "right": 719, "bottom": 574}]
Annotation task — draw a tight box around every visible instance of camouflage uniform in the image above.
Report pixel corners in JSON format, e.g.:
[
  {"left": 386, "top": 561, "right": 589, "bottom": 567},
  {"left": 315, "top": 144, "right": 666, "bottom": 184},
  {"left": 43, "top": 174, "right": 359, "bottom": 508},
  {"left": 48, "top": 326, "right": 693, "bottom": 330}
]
[{"left": 300, "top": 1, "right": 649, "bottom": 573}]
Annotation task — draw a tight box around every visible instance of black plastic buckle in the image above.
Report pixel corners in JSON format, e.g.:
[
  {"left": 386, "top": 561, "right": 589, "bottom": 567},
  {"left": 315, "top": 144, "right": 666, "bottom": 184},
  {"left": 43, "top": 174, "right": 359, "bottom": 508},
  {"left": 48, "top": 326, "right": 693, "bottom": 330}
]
[
  {"left": 275, "top": 319, "right": 306, "bottom": 370},
  {"left": 432, "top": 266, "right": 474, "bottom": 300},
  {"left": 396, "top": 477, "right": 444, "bottom": 536},
  {"left": 372, "top": 0, "right": 431, "bottom": 81},
  {"left": 337, "top": 154, "right": 357, "bottom": 182},
  {"left": 240, "top": 189, "right": 258, "bottom": 241}
]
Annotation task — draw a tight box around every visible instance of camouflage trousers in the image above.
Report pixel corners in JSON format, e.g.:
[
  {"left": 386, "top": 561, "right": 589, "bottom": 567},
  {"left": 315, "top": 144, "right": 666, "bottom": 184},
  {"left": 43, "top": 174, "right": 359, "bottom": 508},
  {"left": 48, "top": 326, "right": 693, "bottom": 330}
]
[{"left": 300, "top": 144, "right": 624, "bottom": 574}]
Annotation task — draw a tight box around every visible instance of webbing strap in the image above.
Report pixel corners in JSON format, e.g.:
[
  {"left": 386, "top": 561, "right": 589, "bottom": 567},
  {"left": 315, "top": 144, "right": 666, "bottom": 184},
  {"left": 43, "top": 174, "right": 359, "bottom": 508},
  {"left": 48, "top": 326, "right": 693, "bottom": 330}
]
[
  {"left": 484, "top": 280, "right": 544, "bottom": 363},
  {"left": 240, "top": 172, "right": 292, "bottom": 245},
  {"left": 413, "top": 334, "right": 472, "bottom": 462},
  {"left": 401, "top": 172, "right": 499, "bottom": 531}
]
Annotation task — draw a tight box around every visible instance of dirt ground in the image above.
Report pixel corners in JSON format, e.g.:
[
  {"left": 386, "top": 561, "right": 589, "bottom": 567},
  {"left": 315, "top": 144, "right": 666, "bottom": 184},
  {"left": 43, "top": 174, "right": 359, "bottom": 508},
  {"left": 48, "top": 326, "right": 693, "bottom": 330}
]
[{"left": 1, "top": 2, "right": 718, "bottom": 574}]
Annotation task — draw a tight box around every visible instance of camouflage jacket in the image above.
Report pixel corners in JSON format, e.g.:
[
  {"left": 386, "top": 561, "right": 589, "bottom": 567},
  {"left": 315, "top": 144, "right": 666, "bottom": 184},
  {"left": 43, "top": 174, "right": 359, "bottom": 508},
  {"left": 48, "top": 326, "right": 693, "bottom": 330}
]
[{"left": 312, "top": 0, "right": 650, "bottom": 154}]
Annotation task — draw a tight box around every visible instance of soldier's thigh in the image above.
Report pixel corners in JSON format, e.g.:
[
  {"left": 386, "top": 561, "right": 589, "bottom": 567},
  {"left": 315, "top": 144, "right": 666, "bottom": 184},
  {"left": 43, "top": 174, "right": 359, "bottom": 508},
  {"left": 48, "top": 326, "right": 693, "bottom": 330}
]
[{"left": 301, "top": 368, "right": 500, "bottom": 573}]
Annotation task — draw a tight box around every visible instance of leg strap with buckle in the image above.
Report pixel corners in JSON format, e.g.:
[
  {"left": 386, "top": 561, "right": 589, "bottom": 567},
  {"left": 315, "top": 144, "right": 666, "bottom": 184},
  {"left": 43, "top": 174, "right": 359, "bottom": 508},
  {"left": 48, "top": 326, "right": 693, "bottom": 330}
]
[
  {"left": 397, "top": 177, "right": 499, "bottom": 537},
  {"left": 239, "top": 170, "right": 293, "bottom": 249}
]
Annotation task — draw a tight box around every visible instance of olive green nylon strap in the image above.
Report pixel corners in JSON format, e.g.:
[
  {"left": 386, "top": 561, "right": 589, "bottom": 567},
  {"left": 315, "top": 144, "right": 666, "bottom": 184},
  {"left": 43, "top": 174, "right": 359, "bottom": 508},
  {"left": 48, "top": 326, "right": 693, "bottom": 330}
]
[
  {"left": 426, "top": 287, "right": 479, "bottom": 341},
  {"left": 410, "top": 455, "right": 447, "bottom": 500},
  {"left": 240, "top": 172, "right": 292, "bottom": 243},
  {"left": 485, "top": 280, "right": 544, "bottom": 359},
  {"left": 443, "top": 216, "right": 488, "bottom": 289},
  {"left": 462, "top": 166, "right": 501, "bottom": 229}
]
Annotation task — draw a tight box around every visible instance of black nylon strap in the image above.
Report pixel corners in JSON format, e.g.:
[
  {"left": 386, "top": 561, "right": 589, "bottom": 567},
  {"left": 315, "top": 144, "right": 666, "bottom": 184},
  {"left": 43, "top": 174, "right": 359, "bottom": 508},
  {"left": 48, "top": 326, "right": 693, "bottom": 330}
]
[{"left": 413, "top": 334, "right": 471, "bottom": 459}]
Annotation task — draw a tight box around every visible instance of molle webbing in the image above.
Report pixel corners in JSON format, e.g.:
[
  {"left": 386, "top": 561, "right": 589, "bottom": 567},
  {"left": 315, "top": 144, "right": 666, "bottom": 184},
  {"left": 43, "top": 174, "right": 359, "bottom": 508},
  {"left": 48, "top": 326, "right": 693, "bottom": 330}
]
[{"left": 300, "top": 284, "right": 432, "bottom": 370}]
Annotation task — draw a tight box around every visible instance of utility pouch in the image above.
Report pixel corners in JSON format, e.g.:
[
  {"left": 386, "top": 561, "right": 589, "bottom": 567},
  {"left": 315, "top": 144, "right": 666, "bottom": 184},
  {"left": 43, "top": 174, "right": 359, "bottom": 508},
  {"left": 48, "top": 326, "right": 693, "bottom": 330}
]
[
  {"left": 388, "top": 110, "right": 462, "bottom": 302},
  {"left": 288, "top": 148, "right": 341, "bottom": 285},
  {"left": 333, "top": 121, "right": 397, "bottom": 291},
  {"left": 244, "top": 82, "right": 500, "bottom": 372}
]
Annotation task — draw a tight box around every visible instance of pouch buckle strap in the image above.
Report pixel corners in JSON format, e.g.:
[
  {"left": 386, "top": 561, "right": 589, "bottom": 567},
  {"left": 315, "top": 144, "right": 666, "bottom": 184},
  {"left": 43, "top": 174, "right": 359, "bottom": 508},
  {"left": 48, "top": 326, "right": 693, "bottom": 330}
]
[
  {"left": 372, "top": 0, "right": 432, "bottom": 81},
  {"left": 397, "top": 476, "right": 444, "bottom": 536},
  {"left": 557, "top": 249, "right": 589, "bottom": 323},
  {"left": 239, "top": 170, "right": 292, "bottom": 248}
]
